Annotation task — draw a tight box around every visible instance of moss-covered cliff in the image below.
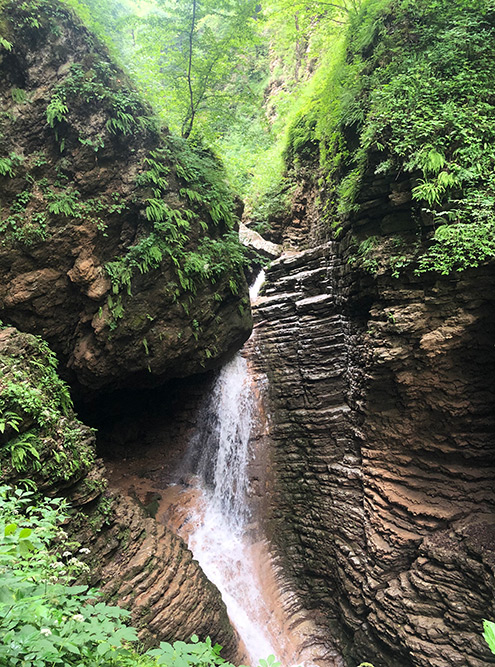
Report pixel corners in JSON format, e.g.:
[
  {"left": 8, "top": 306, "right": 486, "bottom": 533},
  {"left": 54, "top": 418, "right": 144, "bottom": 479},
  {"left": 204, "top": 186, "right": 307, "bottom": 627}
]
[
  {"left": 250, "top": 1, "right": 495, "bottom": 666},
  {"left": 0, "top": 0, "right": 252, "bottom": 393}
]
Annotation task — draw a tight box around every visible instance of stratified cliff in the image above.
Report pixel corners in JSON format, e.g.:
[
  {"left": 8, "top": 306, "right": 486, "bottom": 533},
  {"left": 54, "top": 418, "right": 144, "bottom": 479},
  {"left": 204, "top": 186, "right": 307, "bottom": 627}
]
[
  {"left": 0, "top": 326, "right": 238, "bottom": 656},
  {"left": 0, "top": 0, "right": 251, "bottom": 393},
  {"left": 252, "top": 212, "right": 495, "bottom": 667},
  {"left": 250, "top": 0, "right": 495, "bottom": 665}
]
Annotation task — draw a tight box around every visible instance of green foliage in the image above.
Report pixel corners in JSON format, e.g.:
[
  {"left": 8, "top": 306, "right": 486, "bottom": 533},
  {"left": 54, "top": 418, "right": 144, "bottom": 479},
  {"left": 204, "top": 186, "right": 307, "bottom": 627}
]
[
  {"left": 0, "top": 338, "right": 73, "bottom": 429},
  {"left": 0, "top": 164, "right": 127, "bottom": 246},
  {"left": 416, "top": 220, "right": 495, "bottom": 275},
  {"left": 118, "top": 0, "right": 260, "bottom": 139},
  {"left": 46, "top": 96, "right": 69, "bottom": 127},
  {"left": 483, "top": 619, "right": 495, "bottom": 655},
  {"left": 0, "top": 485, "right": 274, "bottom": 667},
  {"left": 0, "top": 486, "right": 138, "bottom": 666},
  {"left": 0, "top": 35, "right": 12, "bottom": 50},
  {"left": 11, "top": 87, "right": 28, "bottom": 104},
  {"left": 7, "top": 432, "right": 41, "bottom": 472},
  {"left": 0, "top": 410, "right": 22, "bottom": 435},
  {"left": 45, "top": 61, "right": 155, "bottom": 150},
  {"left": 281, "top": 0, "right": 495, "bottom": 275},
  {"left": 0, "top": 333, "right": 95, "bottom": 485},
  {"left": 0, "top": 152, "right": 24, "bottom": 178},
  {"left": 104, "top": 137, "right": 248, "bottom": 326}
]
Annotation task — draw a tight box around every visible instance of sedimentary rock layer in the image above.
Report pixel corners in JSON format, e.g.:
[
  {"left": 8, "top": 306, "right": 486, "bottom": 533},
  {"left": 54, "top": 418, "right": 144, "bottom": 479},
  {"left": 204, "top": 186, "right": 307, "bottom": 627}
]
[{"left": 251, "top": 243, "right": 495, "bottom": 666}]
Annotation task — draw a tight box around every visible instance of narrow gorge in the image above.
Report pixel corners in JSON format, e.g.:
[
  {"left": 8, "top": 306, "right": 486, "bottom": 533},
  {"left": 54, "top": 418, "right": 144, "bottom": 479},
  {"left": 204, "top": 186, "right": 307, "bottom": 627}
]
[{"left": 0, "top": 1, "right": 494, "bottom": 667}]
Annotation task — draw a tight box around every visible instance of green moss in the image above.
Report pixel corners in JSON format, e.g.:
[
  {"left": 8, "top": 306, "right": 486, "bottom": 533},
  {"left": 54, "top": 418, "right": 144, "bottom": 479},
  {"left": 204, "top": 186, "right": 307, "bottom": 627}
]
[
  {"left": 284, "top": 0, "right": 495, "bottom": 274},
  {"left": 0, "top": 331, "right": 95, "bottom": 483}
]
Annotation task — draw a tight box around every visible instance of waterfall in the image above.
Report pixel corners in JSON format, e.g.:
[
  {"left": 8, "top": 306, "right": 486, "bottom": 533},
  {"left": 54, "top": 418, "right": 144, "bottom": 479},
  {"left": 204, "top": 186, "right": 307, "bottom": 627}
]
[
  {"left": 173, "top": 270, "right": 286, "bottom": 665},
  {"left": 193, "top": 354, "right": 253, "bottom": 527},
  {"left": 185, "top": 352, "right": 278, "bottom": 665},
  {"left": 168, "top": 271, "right": 332, "bottom": 667}
]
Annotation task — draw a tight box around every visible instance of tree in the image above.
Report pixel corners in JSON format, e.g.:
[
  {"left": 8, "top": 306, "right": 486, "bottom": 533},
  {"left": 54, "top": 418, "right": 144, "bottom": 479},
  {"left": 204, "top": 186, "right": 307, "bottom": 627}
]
[{"left": 131, "top": 0, "right": 260, "bottom": 139}]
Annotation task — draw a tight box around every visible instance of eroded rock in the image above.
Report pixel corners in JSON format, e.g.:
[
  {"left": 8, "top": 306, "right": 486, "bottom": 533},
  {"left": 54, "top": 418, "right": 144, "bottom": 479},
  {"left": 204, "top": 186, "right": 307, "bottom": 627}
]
[{"left": 250, "top": 240, "right": 495, "bottom": 666}]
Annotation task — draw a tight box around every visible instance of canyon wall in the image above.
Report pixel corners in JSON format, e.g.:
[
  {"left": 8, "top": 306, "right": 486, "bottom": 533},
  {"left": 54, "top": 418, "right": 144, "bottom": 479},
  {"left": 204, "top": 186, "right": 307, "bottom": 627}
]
[
  {"left": 0, "top": 0, "right": 251, "bottom": 394},
  {"left": 250, "top": 168, "right": 495, "bottom": 666}
]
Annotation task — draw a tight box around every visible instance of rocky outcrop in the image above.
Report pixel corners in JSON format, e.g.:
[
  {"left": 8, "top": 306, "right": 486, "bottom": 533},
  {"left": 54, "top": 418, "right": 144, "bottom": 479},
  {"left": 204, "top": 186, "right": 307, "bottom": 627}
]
[
  {"left": 240, "top": 222, "right": 282, "bottom": 259},
  {"left": 250, "top": 237, "right": 495, "bottom": 666},
  {"left": 0, "top": 0, "right": 251, "bottom": 394},
  {"left": 0, "top": 327, "right": 238, "bottom": 657}
]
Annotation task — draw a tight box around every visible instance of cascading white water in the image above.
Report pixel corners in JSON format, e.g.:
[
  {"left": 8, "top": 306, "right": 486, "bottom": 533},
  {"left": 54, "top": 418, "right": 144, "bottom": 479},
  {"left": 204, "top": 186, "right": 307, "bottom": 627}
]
[
  {"left": 186, "top": 353, "right": 279, "bottom": 665},
  {"left": 249, "top": 269, "right": 266, "bottom": 302},
  {"left": 175, "top": 270, "right": 290, "bottom": 665},
  {"left": 194, "top": 354, "right": 253, "bottom": 526}
]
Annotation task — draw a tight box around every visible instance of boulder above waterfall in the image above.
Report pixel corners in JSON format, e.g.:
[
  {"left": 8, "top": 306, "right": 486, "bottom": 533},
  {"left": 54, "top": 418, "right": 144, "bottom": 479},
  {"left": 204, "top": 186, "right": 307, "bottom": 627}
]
[
  {"left": 240, "top": 223, "right": 283, "bottom": 260},
  {"left": 0, "top": 0, "right": 252, "bottom": 394}
]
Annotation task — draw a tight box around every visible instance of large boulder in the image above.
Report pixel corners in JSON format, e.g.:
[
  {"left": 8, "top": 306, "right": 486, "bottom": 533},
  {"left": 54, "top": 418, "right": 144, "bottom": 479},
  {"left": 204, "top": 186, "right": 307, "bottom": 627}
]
[{"left": 0, "top": 0, "right": 252, "bottom": 393}]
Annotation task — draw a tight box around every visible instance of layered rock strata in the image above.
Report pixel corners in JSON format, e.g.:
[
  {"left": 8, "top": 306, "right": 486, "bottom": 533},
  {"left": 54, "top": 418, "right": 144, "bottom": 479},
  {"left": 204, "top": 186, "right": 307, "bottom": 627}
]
[
  {"left": 0, "top": 327, "right": 238, "bottom": 657},
  {"left": 250, "top": 242, "right": 495, "bottom": 666}
]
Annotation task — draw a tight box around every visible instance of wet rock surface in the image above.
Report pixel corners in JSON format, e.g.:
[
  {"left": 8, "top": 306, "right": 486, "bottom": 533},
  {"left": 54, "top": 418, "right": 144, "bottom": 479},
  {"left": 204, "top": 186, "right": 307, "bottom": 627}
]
[{"left": 250, "top": 241, "right": 495, "bottom": 666}]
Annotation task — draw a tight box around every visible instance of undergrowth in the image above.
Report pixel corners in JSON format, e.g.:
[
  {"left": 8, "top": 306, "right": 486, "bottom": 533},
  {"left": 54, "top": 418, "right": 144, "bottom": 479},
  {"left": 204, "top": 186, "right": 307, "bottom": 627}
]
[
  {"left": 284, "top": 0, "right": 495, "bottom": 275},
  {"left": 0, "top": 484, "right": 281, "bottom": 667}
]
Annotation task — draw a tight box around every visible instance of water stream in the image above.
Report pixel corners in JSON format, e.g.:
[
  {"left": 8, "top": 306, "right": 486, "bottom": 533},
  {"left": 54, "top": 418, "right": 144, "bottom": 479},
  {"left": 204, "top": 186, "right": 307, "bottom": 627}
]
[
  {"left": 163, "top": 273, "right": 336, "bottom": 667},
  {"left": 181, "top": 353, "right": 279, "bottom": 664}
]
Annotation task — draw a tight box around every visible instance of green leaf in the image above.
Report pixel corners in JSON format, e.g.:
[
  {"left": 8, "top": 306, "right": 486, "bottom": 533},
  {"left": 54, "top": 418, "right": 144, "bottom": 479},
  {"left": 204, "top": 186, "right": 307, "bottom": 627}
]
[
  {"left": 4, "top": 523, "right": 17, "bottom": 536},
  {"left": 97, "top": 642, "right": 111, "bottom": 656},
  {"left": 483, "top": 620, "right": 495, "bottom": 655}
]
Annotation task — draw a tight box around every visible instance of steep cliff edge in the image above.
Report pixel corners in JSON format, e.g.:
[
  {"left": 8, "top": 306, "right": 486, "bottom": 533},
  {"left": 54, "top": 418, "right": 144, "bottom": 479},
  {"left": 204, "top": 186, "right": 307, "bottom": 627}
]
[
  {"left": 251, "top": 0, "right": 495, "bottom": 665},
  {"left": 0, "top": 0, "right": 252, "bottom": 393},
  {"left": 0, "top": 326, "right": 238, "bottom": 656}
]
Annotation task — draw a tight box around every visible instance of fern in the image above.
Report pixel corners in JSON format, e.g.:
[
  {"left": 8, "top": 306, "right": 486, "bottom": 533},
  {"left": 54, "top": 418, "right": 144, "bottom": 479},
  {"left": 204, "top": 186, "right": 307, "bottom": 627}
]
[
  {"left": 0, "top": 152, "right": 24, "bottom": 178},
  {"left": 145, "top": 198, "right": 171, "bottom": 223},
  {"left": 8, "top": 432, "right": 41, "bottom": 472},
  {"left": 180, "top": 187, "right": 204, "bottom": 204},
  {"left": 46, "top": 190, "right": 82, "bottom": 217},
  {"left": 106, "top": 111, "right": 135, "bottom": 135},
  {"left": 46, "top": 96, "right": 68, "bottom": 127},
  {"left": 0, "top": 37, "right": 12, "bottom": 51}
]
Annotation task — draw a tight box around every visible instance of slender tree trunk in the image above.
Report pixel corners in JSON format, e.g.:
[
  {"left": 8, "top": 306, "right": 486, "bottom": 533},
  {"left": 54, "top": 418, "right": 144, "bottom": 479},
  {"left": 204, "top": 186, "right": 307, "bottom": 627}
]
[{"left": 183, "top": 0, "right": 197, "bottom": 138}]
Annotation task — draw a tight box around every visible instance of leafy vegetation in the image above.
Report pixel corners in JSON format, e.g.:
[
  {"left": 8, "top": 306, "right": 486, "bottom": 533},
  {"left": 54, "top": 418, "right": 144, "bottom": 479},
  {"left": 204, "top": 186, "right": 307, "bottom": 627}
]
[
  {"left": 280, "top": 0, "right": 495, "bottom": 273},
  {"left": 0, "top": 152, "right": 24, "bottom": 178},
  {"left": 0, "top": 484, "right": 277, "bottom": 667},
  {"left": 122, "top": 0, "right": 260, "bottom": 140},
  {"left": 104, "top": 136, "right": 251, "bottom": 326},
  {"left": 0, "top": 332, "right": 94, "bottom": 483}
]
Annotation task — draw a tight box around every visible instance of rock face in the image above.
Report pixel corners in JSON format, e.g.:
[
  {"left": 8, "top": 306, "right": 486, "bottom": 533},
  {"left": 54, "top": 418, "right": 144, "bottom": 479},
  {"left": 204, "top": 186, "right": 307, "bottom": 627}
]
[
  {"left": 0, "top": 0, "right": 251, "bottom": 393},
  {"left": 250, "top": 205, "right": 495, "bottom": 664},
  {"left": 0, "top": 326, "right": 238, "bottom": 657}
]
